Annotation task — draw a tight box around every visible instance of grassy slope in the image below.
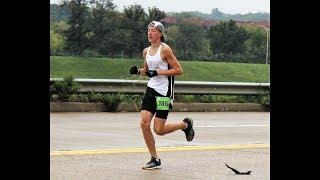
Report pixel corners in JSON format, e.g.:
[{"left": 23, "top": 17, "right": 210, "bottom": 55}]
[{"left": 50, "top": 56, "right": 269, "bottom": 82}]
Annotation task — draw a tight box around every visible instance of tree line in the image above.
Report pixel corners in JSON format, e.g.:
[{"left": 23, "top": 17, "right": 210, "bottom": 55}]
[{"left": 50, "top": 0, "right": 270, "bottom": 64}]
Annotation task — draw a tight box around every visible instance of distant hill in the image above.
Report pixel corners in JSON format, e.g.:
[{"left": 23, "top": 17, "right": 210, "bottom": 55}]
[
  {"left": 167, "top": 8, "right": 270, "bottom": 21},
  {"left": 50, "top": 4, "right": 269, "bottom": 23}
]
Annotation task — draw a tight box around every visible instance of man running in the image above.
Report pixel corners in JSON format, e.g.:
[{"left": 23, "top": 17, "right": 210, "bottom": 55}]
[{"left": 129, "top": 20, "right": 195, "bottom": 170}]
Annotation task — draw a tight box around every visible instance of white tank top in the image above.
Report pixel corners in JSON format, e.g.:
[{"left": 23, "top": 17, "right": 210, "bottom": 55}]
[{"left": 146, "top": 43, "right": 174, "bottom": 98}]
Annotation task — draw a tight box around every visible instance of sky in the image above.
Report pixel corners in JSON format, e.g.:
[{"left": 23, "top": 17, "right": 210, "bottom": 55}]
[{"left": 50, "top": 0, "right": 270, "bottom": 15}]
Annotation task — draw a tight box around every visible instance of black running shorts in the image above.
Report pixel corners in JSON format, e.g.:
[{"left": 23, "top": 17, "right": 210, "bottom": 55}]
[{"left": 141, "top": 87, "right": 172, "bottom": 119}]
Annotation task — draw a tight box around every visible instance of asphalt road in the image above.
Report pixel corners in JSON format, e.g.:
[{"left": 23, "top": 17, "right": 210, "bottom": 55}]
[{"left": 50, "top": 112, "right": 270, "bottom": 179}]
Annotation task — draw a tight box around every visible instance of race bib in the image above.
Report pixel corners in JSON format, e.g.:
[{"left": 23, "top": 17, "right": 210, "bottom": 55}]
[{"left": 156, "top": 97, "right": 171, "bottom": 110}]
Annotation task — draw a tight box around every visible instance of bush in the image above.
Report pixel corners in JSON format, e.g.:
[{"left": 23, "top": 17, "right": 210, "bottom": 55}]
[
  {"left": 258, "top": 92, "right": 270, "bottom": 111},
  {"left": 88, "top": 93, "right": 104, "bottom": 103},
  {"left": 118, "top": 94, "right": 143, "bottom": 104},
  {"left": 174, "top": 94, "right": 271, "bottom": 104},
  {"left": 51, "top": 94, "right": 58, "bottom": 102},
  {"left": 50, "top": 75, "right": 81, "bottom": 102},
  {"left": 50, "top": 90, "right": 270, "bottom": 111},
  {"left": 68, "top": 94, "right": 79, "bottom": 102},
  {"left": 102, "top": 94, "right": 122, "bottom": 112},
  {"left": 78, "top": 94, "right": 89, "bottom": 102},
  {"left": 175, "top": 95, "right": 195, "bottom": 103}
]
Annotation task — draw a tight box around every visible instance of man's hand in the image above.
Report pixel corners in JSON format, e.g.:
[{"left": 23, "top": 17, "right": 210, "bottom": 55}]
[
  {"left": 130, "top": 66, "right": 140, "bottom": 75},
  {"left": 145, "top": 70, "right": 158, "bottom": 78}
]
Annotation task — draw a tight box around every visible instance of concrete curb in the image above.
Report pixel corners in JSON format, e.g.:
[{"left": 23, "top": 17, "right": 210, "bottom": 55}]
[
  {"left": 50, "top": 102, "right": 107, "bottom": 112},
  {"left": 50, "top": 102, "right": 267, "bottom": 112}
]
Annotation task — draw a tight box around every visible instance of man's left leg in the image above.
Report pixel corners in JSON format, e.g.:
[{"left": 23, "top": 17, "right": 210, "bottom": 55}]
[{"left": 153, "top": 117, "right": 187, "bottom": 136}]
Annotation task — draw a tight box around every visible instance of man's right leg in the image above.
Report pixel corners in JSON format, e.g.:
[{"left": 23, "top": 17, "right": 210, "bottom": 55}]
[{"left": 140, "top": 110, "right": 158, "bottom": 159}]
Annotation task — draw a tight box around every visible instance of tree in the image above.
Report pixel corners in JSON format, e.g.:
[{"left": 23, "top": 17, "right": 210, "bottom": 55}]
[
  {"left": 123, "top": 4, "right": 147, "bottom": 58},
  {"left": 179, "top": 22, "right": 211, "bottom": 60},
  {"left": 207, "top": 20, "right": 249, "bottom": 60},
  {"left": 63, "top": 0, "right": 91, "bottom": 56},
  {"left": 51, "top": 21, "right": 69, "bottom": 35},
  {"left": 166, "top": 23, "right": 211, "bottom": 61},
  {"left": 50, "top": 21, "right": 69, "bottom": 55},
  {"left": 147, "top": 6, "right": 166, "bottom": 22},
  {"left": 165, "top": 25, "right": 183, "bottom": 58},
  {"left": 93, "top": 11, "right": 133, "bottom": 58},
  {"left": 89, "top": 0, "right": 118, "bottom": 56},
  {"left": 50, "top": 29, "right": 65, "bottom": 55},
  {"left": 243, "top": 27, "right": 267, "bottom": 63}
]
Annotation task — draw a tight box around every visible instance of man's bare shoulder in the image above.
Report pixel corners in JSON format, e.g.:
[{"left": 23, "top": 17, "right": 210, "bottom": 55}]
[
  {"left": 143, "top": 47, "right": 149, "bottom": 54},
  {"left": 161, "top": 43, "right": 173, "bottom": 54},
  {"left": 142, "top": 47, "right": 148, "bottom": 59}
]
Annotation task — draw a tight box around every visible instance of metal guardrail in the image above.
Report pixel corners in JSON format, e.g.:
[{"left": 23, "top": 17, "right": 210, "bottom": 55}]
[{"left": 50, "top": 78, "right": 270, "bottom": 95}]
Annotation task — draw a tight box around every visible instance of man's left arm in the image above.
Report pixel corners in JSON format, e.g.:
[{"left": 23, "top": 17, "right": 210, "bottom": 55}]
[{"left": 157, "top": 46, "right": 183, "bottom": 76}]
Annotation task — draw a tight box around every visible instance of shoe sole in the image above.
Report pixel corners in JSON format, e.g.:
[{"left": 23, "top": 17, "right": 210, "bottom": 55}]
[
  {"left": 142, "top": 165, "right": 161, "bottom": 170},
  {"left": 187, "top": 130, "right": 194, "bottom": 141},
  {"left": 185, "top": 117, "right": 194, "bottom": 142},
  {"left": 188, "top": 117, "right": 193, "bottom": 129}
]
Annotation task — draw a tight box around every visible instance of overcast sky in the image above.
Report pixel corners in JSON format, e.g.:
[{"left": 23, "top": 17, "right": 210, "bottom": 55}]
[{"left": 50, "top": 0, "right": 270, "bottom": 15}]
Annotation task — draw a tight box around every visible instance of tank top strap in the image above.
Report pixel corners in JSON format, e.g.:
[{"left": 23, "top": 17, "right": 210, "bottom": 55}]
[
  {"left": 155, "top": 43, "right": 164, "bottom": 56},
  {"left": 146, "top": 46, "right": 151, "bottom": 56}
]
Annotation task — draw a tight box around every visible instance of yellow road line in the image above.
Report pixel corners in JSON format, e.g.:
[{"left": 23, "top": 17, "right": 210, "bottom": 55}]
[{"left": 50, "top": 144, "right": 269, "bottom": 156}]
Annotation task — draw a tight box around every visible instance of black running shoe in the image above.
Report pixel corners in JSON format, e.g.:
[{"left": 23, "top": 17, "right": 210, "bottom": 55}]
[
  {"left": 182, "top": 117, "right": 195, "bottom": 142},
  {"left": 142, "top": 157, "right": 161, "bottom": 170}
]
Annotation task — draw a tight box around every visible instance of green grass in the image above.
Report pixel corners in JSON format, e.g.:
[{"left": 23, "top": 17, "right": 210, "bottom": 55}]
[{"left": 50, "top": 56, "right": 270, "bottom": 82}]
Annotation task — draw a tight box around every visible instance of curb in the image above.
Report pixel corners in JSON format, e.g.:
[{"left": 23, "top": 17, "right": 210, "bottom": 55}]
[
  {"left": 50, "top": 102, "right": 267, "bottom": 112},
  {"left": 50, "top": 102, "right": 107, "bottom": 112}
]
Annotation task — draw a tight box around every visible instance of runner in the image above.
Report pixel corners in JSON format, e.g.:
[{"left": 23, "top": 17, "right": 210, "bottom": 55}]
[{"left": 129, "top": 20, "right": 195, "bottom": 170}]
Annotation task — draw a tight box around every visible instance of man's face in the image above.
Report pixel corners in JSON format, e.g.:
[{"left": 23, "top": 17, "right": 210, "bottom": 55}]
[{"left": 147, "top": 27, "right": 161, "bottom": 42}]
